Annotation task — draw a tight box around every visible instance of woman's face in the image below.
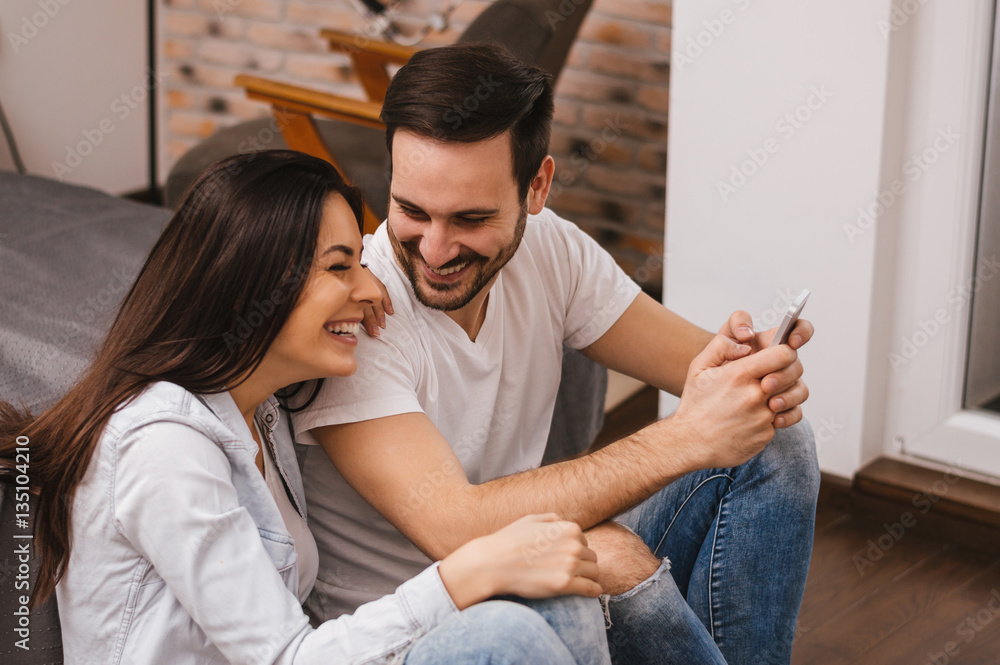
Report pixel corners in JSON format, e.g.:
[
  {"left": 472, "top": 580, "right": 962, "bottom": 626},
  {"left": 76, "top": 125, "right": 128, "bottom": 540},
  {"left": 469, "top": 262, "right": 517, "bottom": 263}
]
[{"left": 265, "top": 193, "right": 381, "bottom": 385}]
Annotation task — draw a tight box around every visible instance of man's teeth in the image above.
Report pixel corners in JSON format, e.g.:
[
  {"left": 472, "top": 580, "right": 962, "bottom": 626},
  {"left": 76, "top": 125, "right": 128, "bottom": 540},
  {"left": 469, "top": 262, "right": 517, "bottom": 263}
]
[
  {"left": 428, "top": 261, "right": 468, "bottom": 276},
  {"left": 325, "top": 322, "right": 359, "bottom": 335}
]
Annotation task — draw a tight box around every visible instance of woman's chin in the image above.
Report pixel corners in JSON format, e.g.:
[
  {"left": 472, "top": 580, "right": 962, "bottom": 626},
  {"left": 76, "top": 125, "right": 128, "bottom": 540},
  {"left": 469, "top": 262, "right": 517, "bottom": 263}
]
[{"left": 323, "top": 356, "right": 358, "bottom": 378}]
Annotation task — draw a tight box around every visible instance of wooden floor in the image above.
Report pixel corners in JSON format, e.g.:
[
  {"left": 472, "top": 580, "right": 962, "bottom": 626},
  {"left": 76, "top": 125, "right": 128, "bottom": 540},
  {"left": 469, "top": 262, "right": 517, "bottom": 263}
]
[
  {"left": 597, "top": 387, "right": 1000, "bottom": 665},
  {"left": 792, "top": 503, "right": 1000, "bottom": 665}
]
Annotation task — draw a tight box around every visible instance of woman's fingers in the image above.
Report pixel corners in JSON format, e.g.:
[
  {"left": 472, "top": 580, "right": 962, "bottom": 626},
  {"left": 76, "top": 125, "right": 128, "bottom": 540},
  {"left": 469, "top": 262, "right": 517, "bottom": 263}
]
[
  {"left": 565, "top": 577, "right": 604, "bottom": 598},
  {"left": 362, "top": 304, "right": 383, "bottom": 337}
]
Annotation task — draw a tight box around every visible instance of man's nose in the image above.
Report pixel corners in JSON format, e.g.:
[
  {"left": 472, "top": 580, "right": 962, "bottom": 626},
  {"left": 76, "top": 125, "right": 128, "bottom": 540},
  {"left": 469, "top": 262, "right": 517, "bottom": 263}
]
[{"left": 419, "top": 220, "right": 461, "bottom": 268}]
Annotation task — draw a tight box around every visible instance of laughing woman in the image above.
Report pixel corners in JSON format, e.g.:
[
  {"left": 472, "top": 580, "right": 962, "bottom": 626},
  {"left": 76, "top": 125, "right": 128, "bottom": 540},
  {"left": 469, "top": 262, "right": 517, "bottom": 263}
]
[{"left": 0, "top": 151, "right": 609, "bottom": 664}]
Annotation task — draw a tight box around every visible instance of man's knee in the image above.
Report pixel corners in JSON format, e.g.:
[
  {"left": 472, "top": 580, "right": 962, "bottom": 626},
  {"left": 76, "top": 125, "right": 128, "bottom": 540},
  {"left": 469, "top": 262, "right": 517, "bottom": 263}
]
[
  {"left": 762, "top": 417, "right": 821, "bottom": 501},
  {"left": 585, "top": 521, "right": 663, "bottom": 596}
]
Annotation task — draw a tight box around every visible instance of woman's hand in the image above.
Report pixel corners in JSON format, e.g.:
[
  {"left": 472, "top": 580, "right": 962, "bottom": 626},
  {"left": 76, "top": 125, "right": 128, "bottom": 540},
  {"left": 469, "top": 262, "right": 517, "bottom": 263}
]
[
  {"left": 437, "top": 514, "right": 602, "bottom": 610},
  {"left": 361, "top": 268, "right": 394, "bottom": 337}
]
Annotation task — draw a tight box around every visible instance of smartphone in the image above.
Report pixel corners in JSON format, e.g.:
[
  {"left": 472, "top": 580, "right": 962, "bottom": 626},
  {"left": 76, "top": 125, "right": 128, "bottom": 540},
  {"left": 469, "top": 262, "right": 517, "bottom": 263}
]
[{"left": 769, "top": 289, "right": 810, "bottom": 347}]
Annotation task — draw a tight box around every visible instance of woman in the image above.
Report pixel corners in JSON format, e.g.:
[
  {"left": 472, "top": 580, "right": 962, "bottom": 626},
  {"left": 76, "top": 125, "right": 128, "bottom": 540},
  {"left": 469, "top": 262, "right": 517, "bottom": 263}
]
[{"left": 0, "top": 151, "right": 609, "bottom": 664}]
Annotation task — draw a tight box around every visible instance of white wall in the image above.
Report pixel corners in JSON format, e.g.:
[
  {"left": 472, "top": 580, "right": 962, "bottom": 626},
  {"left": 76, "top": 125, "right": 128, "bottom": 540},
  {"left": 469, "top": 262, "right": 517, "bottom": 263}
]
[
  {"left": 664, "top": 0, "right": 895, "bottom": 477},
  {"left": 0, "top": 0, "right": 150, "bottom": 194}
]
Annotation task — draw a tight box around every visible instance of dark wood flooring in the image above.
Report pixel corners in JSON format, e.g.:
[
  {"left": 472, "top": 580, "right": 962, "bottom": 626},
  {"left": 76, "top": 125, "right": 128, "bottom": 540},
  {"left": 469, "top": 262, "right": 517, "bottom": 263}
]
[
  {"left": 596, "top": 386, "right": 1000, "bottom": 665},
  {"left": 792, "top": 502, "right": 1000, "bottom": 665}
]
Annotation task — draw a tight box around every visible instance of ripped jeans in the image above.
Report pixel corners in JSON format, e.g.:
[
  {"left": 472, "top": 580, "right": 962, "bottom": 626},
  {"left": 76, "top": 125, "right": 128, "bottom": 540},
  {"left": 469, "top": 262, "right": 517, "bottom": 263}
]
[{"left": 603, "top": 419, "right": 820, "bottom": 665}]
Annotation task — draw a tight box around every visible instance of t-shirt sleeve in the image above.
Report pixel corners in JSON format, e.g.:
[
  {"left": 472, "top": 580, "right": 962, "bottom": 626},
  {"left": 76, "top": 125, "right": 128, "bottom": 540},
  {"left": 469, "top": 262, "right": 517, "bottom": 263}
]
[
  {"left": 291, "top": 326, "right": 425, "bottom": 444},
  {"left": 539, "top": 210, "right": 643, "bottom": 350}
]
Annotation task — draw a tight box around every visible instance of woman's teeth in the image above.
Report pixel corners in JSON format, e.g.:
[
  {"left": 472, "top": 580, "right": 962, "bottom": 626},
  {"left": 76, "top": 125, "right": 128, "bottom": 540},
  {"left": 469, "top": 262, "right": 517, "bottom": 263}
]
[
  {"left": 428, "top": 261, "right": 468, "bottom": 276},
  {"left": 326, "top": 322, "right": 359, "bottom": 336}
]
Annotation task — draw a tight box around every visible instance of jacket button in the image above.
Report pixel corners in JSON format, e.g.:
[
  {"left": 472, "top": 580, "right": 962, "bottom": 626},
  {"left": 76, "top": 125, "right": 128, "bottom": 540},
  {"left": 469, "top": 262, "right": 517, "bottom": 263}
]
[{"left": 265, "top": 414, "right": 274, "bottom": 424}]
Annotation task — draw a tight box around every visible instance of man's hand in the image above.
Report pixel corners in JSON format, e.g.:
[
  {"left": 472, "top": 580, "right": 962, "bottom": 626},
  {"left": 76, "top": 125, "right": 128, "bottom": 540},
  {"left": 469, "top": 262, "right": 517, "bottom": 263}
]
[
  {"left": 718, "top": 309, "right": 814, "bottom": 351},
  {"left": 717, "top": 310, "right": 812, "bottom": 427},
  {"left": 672, "top": 334, "right": 798, "bottom": 469}
]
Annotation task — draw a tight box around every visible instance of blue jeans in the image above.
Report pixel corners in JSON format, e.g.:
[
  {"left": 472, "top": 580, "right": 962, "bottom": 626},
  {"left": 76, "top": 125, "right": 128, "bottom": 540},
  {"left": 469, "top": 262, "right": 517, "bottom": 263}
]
[
  {"left": 404, "top": 596, "right": 610, "bottom": 665},
  {"left": 605, "top": 419, "right": 820, "bottom": 665}
]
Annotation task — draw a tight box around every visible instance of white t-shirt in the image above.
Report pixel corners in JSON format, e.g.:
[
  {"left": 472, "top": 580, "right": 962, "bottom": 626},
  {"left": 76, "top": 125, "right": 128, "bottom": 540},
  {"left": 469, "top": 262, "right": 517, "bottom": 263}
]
[
  {"left": 292, "top": 208, "right": 641, "bottom": 620},
  {"left": 256, "top": 420, "right": 319, "bottom": 604}
]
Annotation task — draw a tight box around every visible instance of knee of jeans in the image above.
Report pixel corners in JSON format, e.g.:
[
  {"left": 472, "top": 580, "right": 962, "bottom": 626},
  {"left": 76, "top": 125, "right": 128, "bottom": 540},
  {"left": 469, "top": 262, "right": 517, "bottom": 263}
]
[
  {"left": 762, "top": 417, "right": 821, "bottom": 500},
  {"left": 465, "top": 600, "right": 550, "bottom": 634},
  {"left": 464, "top": 601, "right": 569, "bottom": 656}
]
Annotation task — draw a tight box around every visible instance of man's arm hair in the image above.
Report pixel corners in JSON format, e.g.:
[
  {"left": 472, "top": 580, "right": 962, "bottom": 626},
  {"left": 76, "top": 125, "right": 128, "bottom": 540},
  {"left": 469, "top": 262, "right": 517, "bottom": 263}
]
[{"left": 313, "top": 409, "right": 698, "bottom": 561}]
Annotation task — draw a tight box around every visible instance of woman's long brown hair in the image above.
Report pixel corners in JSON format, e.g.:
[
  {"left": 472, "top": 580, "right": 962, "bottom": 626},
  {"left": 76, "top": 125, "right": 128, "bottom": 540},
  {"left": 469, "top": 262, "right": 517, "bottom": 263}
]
[{"left": 0, "top": 150, "right": 364, "bottom": 606}]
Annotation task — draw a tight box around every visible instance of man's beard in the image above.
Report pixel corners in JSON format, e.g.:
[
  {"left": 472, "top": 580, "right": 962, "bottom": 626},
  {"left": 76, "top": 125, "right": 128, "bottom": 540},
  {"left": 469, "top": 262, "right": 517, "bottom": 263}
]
[{"left": 389, "top": 202, "right": 527, "bottom": 312}]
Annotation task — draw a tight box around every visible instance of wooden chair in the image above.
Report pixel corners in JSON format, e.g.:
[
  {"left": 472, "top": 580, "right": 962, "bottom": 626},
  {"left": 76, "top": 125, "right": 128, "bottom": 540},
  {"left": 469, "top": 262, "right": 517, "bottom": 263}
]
[{"left": 165, "top": 0, "right": 595, "bottom": 235}]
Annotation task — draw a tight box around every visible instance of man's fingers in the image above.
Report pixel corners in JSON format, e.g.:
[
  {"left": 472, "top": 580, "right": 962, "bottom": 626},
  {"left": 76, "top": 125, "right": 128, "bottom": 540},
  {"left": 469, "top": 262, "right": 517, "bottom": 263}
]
[
  {"left": 788, "top": 318, "right": 814, "bottom": 349},
  {"left": 761, "top": 360, "right": 803, "bottom": 394},
  {"left": 731, "top": 344, "right": 797, "bottom": 379},
  {"left": 722, "top": 310, "right": 755, "bottom": 341},
  {"left": 768, "top": 381, "right": 809, "bottom": 412},
  {"left": 693, "top": 334, "right": 752, "bottom": 371},
  {"left": 773, "top": 405, "right": 803, "bottom": 428}
]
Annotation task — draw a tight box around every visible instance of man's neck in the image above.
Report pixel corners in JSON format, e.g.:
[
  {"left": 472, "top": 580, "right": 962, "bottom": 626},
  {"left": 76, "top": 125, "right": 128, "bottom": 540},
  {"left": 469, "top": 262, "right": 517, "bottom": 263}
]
[{"left": 445, "top": 288, "right": 491, "bottom": 342}]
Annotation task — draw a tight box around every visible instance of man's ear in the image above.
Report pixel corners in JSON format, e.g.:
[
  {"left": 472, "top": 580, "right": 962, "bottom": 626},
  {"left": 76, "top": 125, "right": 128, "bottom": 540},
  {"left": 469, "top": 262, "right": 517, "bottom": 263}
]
[{"left": 526, "top": 156, "right": 555, "bottom": 215}]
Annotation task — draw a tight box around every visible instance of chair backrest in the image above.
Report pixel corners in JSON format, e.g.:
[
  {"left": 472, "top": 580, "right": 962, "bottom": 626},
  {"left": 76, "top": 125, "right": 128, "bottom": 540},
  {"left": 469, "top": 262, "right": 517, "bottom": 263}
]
[{"left": 458, "top": 0, "right": 594, "bottom": 83}]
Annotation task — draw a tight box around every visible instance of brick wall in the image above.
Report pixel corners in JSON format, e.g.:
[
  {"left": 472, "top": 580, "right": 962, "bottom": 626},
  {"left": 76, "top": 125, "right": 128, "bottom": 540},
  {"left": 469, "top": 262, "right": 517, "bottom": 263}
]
[{"left": 159, "top": 0, "right": 670, "bottom": 293}]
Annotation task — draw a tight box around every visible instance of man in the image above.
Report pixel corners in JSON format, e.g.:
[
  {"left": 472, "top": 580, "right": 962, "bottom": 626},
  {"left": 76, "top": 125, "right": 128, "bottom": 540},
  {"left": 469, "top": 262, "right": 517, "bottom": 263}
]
[{"left": 292, "top": 43, "right": 819, "bottom": 665}]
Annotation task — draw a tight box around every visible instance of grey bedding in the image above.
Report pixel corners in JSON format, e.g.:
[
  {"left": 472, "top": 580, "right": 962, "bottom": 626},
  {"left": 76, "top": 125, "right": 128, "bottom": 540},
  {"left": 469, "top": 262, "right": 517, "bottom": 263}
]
[{"left": 0, "top": 172, "right": 169, "bottom": 414}]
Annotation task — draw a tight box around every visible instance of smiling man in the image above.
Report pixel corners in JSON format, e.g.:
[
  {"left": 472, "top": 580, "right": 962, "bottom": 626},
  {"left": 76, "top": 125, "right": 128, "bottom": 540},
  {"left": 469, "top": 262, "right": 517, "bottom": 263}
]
[{"left": 291, "top": 43, "right": 820, "bottom": 665}]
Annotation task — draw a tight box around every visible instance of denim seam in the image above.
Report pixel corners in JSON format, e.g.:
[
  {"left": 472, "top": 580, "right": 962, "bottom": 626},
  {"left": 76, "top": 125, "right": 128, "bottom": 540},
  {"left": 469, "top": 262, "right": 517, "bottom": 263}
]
[
  {"left": 706, "top": 497, "right": 725, "bottom": 643},
  {"left": 654, "top": 473, "right": 733, "bottom": 555},
  {"left": 114, "top": 559, "right": 151, "bottom": 664}
]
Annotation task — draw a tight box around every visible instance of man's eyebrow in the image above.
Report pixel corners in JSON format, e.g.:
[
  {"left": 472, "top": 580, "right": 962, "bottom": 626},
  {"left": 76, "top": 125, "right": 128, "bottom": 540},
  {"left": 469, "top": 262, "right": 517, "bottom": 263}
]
[
  {"left": 392, "top": 195, "right": 500, "bottom": 218},
  {"left": 321, "top": 244, "right": 354, "bottom": 257}
]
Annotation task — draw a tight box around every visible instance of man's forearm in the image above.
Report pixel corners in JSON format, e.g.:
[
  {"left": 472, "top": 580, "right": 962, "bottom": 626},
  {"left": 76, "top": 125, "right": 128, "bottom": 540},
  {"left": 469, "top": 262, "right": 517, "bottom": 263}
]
[
  {"left": 582, "top": 292, "right": 714, "bottom": 397},
  {"left": 437, "top": 416, "right": 696, "bottom": 557}
]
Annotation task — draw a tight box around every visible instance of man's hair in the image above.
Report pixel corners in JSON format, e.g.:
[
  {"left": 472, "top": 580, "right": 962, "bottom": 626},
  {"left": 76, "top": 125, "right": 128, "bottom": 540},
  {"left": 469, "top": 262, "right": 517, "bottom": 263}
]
[{"left": 381, "top": 42, "right": 554, "bottom": 201}]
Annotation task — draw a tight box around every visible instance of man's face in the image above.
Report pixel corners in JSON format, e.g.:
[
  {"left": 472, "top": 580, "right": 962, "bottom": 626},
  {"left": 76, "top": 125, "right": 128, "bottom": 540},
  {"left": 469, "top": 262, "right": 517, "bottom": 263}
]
[{"left": 386, "top": 130, "right": 528, "bottom": 312}]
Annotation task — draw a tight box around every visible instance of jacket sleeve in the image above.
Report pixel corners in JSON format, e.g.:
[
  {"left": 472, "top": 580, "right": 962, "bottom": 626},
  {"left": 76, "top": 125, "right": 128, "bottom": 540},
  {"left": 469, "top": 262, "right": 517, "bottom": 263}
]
[{"left": 113, "top": 421, "right": 458, "bottom": 665}]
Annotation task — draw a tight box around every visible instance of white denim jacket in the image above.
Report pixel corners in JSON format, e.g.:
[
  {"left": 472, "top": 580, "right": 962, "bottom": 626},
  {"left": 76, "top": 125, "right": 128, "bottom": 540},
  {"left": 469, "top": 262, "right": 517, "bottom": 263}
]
[{"left": 56, "top": 381, "right": 458, "bottom": 664}]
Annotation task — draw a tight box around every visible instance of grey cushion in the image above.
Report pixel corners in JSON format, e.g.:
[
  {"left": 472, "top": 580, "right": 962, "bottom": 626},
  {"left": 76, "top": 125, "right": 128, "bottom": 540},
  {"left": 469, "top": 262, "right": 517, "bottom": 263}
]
[
  {"left": 165, "top": 119, "right": 390, "bottom": 216},
  {"left": 0, "top": 172, "right": 169, "bottom": 413}
]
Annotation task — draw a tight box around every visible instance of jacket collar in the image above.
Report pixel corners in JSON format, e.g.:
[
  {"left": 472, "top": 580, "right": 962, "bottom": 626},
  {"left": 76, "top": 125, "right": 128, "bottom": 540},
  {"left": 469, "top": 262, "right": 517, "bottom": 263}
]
[{"left": 198, "top": 390, "right": 282, "bottom": 455}]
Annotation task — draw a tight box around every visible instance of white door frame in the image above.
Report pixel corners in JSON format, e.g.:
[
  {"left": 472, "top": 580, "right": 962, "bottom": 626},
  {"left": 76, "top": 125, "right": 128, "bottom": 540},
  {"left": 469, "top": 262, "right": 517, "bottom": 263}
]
[{"left": 884, "top": 0, "right": 1000, "bottom": 480}]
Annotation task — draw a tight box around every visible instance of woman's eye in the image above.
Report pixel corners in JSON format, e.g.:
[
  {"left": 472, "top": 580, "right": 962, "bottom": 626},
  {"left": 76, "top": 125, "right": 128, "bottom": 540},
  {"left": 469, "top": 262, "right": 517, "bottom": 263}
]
[{"left": 328, "top": 264, "right": 350, "bottom": 272}]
